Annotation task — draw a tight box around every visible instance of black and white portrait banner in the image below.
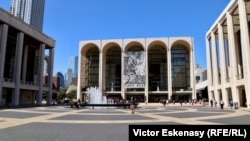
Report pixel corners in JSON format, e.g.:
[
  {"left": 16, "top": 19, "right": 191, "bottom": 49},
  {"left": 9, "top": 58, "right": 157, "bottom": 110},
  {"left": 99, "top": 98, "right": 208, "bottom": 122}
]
[{"left": 124, "top": 51, "right": 145, "bottom": 88}]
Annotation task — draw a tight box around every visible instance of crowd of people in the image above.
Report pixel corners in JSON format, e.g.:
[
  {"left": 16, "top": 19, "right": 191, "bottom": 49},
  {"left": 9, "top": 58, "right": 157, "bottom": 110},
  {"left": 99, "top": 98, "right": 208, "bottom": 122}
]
[
  {"left": 210, "top": 99, "right": 234, "bottom": 109},
  {"left": 70, "top": 96, "right": 238, "bottom": 113},
  {"left": 157, "top": 98, "right": 238, "bottom": 110},
  {"left": 159, "top": 98, "right": 207, "bottom": 106},
  {"left": 70, "top": 97, "right": 139, "bottom": 113}
]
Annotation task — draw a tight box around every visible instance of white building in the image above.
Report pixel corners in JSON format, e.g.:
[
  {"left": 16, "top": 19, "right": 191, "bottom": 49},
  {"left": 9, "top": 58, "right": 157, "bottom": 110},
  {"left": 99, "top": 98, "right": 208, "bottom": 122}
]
[
  {"left": 77, "top": 37, "right": 196, "bottom": 103},
  {"left": 206, "top": 0, "right": 250, "bottom": 108}
]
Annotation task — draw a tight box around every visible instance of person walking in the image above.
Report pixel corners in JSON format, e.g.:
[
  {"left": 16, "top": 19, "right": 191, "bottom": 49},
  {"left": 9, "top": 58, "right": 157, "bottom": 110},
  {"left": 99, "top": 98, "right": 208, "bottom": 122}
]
[
  {"left": 163, "top": 100, "right": 166, "bottom": 106},
  {"left": 210, "top": 99, "right": 213, "bottom": 108},
  {"left": 229, "top": 99, "right": 233, "bottom": 109},
  {"left": 77, "top": 98, "right": 81, "bottom": 109},
  {"left": 73, "top": 98, "right": 78, "bottom": 109},
  {"left": 214, "top": 99, "right": 217, "bottom": 108},
  {"left": 220, "top": 99, "right": 224, "bottom": 109},
  {"left": 130, "top": 98, "right": 136, "bottom": 114}
]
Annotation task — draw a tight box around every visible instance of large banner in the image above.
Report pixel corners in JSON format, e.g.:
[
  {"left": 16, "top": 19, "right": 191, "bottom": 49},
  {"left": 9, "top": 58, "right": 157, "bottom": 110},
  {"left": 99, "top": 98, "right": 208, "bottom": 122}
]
[{"left": 124, "top": 51, "right": 145, "bottom": 88}]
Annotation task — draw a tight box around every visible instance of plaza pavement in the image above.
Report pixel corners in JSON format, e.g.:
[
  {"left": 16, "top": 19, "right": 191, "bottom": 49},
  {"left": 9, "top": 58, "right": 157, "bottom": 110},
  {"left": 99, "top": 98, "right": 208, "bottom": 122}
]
[{"left": 0, "top": 103, "right": 250, "bottom": 141}]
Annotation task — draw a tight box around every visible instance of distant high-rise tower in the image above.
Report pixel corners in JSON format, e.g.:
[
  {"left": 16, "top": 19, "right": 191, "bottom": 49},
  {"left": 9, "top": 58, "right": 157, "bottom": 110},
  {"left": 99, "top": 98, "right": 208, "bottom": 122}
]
[
  {"left": 57, "top": 72, "right": 65, "bottom": 88},
  {"left": 10, "top": 0, "right": 45, "bottom": 31},
  {"left": 68, "top": 56, "right": 78, "bottom": 77}
]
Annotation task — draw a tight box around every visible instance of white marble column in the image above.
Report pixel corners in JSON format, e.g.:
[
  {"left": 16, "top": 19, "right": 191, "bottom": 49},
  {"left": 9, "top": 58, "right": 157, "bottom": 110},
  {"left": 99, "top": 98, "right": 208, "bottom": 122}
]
[
  {"left": 190, "top": 38, "right": 196, "bottom": 99},
  {"left": 99, "top": 48, "right": 103, "bottom": 96},
  {"left": 206, "top": 37, "right": 213, "bottom": 101},
  {"left": 121, "top": 40, "right": 125, "bottom": 99},
  {"left": 238, "top": 0, "right": 250, "bottom": 108},
  {"left": 168, "top": 45, "right": 172, "bottom": 100},
  {"left": 0, "top": 24, "right": 8, "bottom": 105},
  {"left": 13, "top": 32, "right": 24, "bottom": 106},
  {"left": 102, "top": 50, "right": 107, "bottom": 94},
  {"left": 218, "top": 23, "right": 229, "bottom": 106},
  {"left": 227, "top": 12, "right": 239, "bottom": 103},
  {"left": 143, "top": 38, "right": 148, "bottom": 103},
  {"left": 218, "top": 23, "right": 227, "bottom": 84},
  {"left": 145, "top": 45, "right": 149, "bottom": 103},
  {"left": 211, "top": 32, "right": 219, "bottom": 101},
  {"left": 77, "top": 47, "right": 82, "bottom": 99}
]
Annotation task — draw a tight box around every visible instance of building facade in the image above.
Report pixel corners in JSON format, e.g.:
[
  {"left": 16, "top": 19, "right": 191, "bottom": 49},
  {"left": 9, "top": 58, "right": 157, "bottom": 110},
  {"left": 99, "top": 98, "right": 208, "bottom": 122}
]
[
  {"left": 77, "top": 37, "right": 196, "bottom": 103},
  {"left": 10, "top": 0, "right": 45, "bottom": 31},
  {"left": 0, "top": 8, "right": 55, "bottom": 107},
  {"left": 206, "top": 0, "right": 250, "bottom": 108}
]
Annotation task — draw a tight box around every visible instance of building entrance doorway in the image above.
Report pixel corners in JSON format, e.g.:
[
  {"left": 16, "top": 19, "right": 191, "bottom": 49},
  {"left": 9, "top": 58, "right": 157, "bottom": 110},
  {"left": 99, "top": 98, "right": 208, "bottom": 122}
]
[{"left": 239, "top": 88, "right": 247, "bottom": 107}]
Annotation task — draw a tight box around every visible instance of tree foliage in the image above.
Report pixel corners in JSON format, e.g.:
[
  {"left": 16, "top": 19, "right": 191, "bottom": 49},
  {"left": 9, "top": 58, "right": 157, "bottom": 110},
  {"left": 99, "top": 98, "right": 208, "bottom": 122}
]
[
  {"left": 57, "top": 87, "right": 68, "bottom": 100},
  {"left": 67, "top": 89, "right": 77, "bottom": 100}
]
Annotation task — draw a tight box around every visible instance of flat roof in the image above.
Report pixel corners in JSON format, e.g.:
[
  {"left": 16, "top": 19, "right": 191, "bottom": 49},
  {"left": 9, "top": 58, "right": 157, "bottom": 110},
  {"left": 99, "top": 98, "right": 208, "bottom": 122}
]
[{"left": 0, "top": 8, "right": 55, "bottom": 47}]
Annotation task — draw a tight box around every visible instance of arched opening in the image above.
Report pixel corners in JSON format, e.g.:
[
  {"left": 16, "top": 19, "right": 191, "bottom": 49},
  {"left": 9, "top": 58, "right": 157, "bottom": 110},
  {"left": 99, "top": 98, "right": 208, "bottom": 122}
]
[
  {"left": 85, "top": 47, "right": 99, "bottom": 88},
  {"left": 105, "top": 46, "right": 122, "bottom": 91},
  {"left": 171, "top": 45, "right": 190, "bottom": 101}
]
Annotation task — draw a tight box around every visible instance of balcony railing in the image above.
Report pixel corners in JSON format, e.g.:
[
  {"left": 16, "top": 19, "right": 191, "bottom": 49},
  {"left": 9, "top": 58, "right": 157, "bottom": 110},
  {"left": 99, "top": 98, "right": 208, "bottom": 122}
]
[
  {"left": 20, "top": 81, "right": 38, "bottom": 86},
  {"left": 4, "top": 78, "right": 13, "bottom": 83},
  {"left": 4, "top": 78, "right": 49, "bottom": 87}
]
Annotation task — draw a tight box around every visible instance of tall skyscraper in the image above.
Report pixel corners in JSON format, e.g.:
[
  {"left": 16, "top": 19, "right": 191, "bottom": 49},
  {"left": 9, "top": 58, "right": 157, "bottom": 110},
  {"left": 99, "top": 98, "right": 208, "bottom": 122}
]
[
  {"left": 68, "top": 56, "right": 79, "bottom": 77},
  {"left": 10, "top": 0, "right": 45, "bottom": 31},
  {"left": 57, "top": 72, "right": 65, "bottom": 88}
]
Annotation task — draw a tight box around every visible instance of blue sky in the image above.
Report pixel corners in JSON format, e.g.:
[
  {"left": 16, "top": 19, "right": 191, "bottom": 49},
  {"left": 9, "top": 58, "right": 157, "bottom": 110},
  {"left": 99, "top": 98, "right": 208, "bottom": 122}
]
[{"left": 0, "top": 0, "right": 230, "bottom": 75}]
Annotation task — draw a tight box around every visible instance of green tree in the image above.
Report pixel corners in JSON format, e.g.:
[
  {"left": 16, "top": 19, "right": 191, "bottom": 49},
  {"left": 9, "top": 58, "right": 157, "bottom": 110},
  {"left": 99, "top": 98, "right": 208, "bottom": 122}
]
[
  {"left": 67, "top": 89, "right": 77, "bottom": 100},
  {"left": 57, "top": 87, "right": 67, "bottom": 101}
]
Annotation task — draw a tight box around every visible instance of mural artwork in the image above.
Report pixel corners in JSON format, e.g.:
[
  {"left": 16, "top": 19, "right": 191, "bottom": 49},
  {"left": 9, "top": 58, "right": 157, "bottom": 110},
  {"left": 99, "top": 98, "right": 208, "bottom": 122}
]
[{"left": 124, "top": 51, "right": 145, "bottom": 88}]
